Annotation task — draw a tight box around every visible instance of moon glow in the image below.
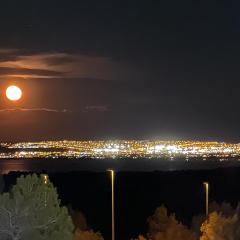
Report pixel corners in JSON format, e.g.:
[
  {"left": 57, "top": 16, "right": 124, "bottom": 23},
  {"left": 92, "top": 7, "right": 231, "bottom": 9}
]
[{"left": 6, "top": 85, "right": 22, "bottom": 101}]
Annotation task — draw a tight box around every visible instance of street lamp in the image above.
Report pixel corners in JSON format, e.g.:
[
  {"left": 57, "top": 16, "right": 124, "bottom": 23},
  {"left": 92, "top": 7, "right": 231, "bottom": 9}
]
[
  {"left": 203, "top": 182, "right": 209, "bottom": 217},
  {"left": 108, "top": 169, "right": 115, "bottom": 240}
]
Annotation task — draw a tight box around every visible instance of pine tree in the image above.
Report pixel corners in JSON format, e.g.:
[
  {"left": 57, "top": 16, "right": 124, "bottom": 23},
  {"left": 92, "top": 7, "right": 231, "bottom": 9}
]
[{"left": 0, "top": 174, "right": 74, "bottom": 240}]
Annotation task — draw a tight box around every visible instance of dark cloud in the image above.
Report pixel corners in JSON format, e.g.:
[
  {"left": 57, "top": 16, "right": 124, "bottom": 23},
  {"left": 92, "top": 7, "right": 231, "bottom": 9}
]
[
  {"left": 0, "top": 108, "right": 70, "bottom": 114},
  {"left": 83, "top": 105, "right": 110, "bottom": 113},
  {"left": 0, "top": 50, "right": 129, "bottom": 80},
  {"left": 0, "top": 67, "right": 62, "bottom": 78},
  {"left": 0, "top": 106, "right": 110, "bottom": 114}
]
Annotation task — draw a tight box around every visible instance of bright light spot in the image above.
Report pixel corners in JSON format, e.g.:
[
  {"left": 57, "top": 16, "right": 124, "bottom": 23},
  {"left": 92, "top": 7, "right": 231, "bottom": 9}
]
[
  {"left": 43, "top": 174, "right": 48, "bottom": 184},
  {"left": 155, "top": 145, "right": 165, "bottom": 151},
  {"left": 6, "top": 85, "right": 22, "bottom": 101}
]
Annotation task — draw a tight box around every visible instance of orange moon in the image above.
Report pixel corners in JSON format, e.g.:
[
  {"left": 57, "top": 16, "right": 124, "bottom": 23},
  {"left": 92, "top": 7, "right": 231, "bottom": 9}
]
[{"left": 6, "top": 85, "right": 22, "bottom": 101}]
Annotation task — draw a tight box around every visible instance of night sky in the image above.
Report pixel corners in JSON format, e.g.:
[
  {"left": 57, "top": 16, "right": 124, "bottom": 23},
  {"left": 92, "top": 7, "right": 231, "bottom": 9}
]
[{"left": 0, "top": 1, "right": 240, "bottom": 142}]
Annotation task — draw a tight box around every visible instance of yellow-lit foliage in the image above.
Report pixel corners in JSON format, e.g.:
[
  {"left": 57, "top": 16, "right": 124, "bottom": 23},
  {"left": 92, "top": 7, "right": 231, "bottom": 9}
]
[
  {"left": 200, "top": 212, "right": 240, "bottom": 240},
  {"left": 74, "top": 229, "right": 104, "bottom": 240},
  {"left": 135, "top": 235, "right": 147, "bottom": 240}
]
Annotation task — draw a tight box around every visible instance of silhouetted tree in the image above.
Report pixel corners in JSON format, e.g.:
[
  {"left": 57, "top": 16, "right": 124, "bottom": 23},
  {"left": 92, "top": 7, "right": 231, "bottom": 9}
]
[
  {"left": 69, "top": 206, "right": 104, "bottom": 240},
  {"left": 0, "top": 174, "right": 74, "bottom": 240},
  {"left": 147, "top": 205, "right": 197, "bottom": 240},
  {"left": 209, "top": 202, "right": 235, "bottom": 217},
  {"left": 69, "top": 207, "right": 88, "bottom": 231}
]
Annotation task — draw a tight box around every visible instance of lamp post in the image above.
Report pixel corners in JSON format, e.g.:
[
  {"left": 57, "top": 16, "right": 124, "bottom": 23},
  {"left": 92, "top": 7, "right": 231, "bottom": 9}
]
[
  {"left": 203, "top": 182, "right": 209, "bottom": 217},
  {"left": 108, "top": 169, "right": 115, "bottom": 240}
]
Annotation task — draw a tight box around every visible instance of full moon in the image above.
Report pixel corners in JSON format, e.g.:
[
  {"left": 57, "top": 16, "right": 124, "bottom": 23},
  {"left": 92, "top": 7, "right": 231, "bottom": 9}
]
[{"left": 6, "top": 85, "right": 22, "bottom": 101}]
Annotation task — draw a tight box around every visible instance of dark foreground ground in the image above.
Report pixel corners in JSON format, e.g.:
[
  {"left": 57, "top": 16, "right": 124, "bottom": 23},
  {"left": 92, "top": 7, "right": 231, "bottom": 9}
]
[{"left": 3, "top": 167, "right": 240, "bottom": 240}]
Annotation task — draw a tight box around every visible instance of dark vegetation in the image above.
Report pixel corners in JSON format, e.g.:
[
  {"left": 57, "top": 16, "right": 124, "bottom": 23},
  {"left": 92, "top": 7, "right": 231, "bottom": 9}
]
[{"left": 2, "top": 167, "right": 240, "bottom": 239}]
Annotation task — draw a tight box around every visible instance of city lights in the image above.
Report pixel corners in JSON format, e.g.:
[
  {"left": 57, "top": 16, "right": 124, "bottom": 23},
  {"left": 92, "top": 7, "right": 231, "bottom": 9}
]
[{"left": 0, "top": 140, "right": 240, "bottom": 160}]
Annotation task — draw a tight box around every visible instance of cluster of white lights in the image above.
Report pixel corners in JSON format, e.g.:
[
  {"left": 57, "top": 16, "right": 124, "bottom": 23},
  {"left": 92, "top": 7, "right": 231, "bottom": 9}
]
[{"left": 0, "top": 140, "right": 240, "bottom": 159}]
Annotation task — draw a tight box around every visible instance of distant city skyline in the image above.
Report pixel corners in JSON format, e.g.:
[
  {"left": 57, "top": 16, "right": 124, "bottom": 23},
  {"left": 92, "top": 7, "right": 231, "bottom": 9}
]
[{"left": 1, "top": 140, "right": 240, "bottom": 159}]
